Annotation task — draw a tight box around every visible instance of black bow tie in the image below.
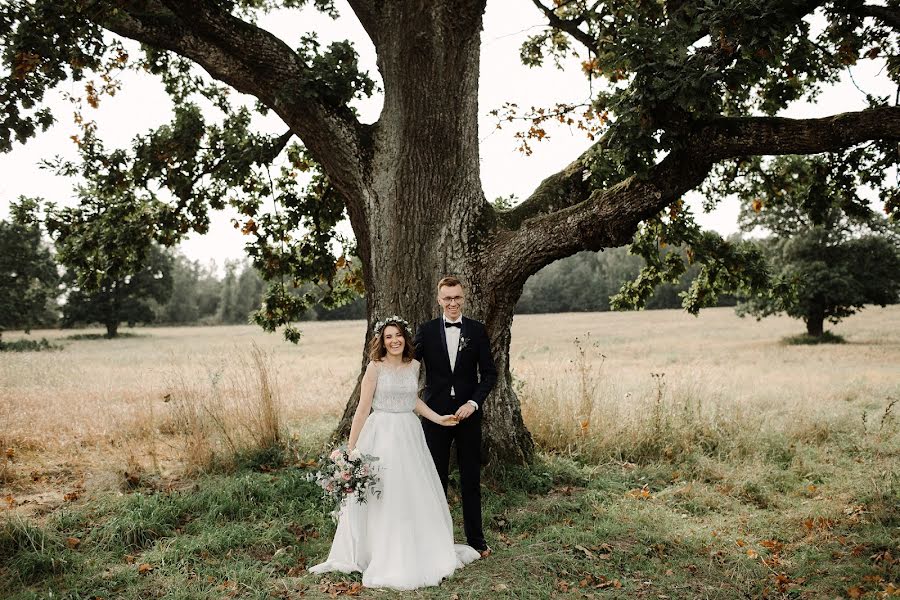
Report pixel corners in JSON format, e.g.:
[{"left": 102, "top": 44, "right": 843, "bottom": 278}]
[{"left": 444, "top": 321, "right": 461, "bottom": 329}]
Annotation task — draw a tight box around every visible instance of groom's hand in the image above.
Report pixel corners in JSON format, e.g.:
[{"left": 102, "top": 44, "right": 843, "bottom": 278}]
[{"left": 454, "top": 403, "right": 475, "bottom": 420}]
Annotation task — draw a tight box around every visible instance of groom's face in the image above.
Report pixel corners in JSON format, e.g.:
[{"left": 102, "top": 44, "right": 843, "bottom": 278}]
[{"left": 438, "top": 284, "right": 464, "bottom": 321}]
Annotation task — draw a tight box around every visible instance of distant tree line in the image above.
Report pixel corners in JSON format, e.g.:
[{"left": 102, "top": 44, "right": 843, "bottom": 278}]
[
  {"left": 159, "top": 254, "right": 366, "bottom": 327},
  {"left": 516, "top": 245, "right": 737, "bottom": 314}
]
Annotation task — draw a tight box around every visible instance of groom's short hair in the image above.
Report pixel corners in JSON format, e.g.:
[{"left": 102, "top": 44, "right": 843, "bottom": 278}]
[{"left": 437, "top": 276, "right": 464, "bottom": 291}]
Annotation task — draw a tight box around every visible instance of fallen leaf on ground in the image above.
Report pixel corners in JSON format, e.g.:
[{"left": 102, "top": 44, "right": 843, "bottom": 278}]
[{"left": 626, "top": 487, "right": 652, "bottom": 500}]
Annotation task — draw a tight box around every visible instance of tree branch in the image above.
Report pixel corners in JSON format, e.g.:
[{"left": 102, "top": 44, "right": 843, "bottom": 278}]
[
  {"left": 489, "top": 105, "right": 900, "bottom": 288},
  {"left": 702, "top": 106, "right": 900, "bottom": 157},
  {"left": 530, "top": 0, "right": 599, "bottom": 55},
  {"left": 267, "top": 130, "right": 295, "bottom": 162},
  {"left": 346, "top": 0, "right": 382, "bottom": 47},
  {"left": 100, "top": 1, "right": 369, "bottom": 205},
  {"left": 858, "top": 4, "right": 900, "bottom": 30}
]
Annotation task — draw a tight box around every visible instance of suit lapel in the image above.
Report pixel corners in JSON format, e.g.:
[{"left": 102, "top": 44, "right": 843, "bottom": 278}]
[
  {"left": 437, "top": 318, "right": 452, "bottom": 372},
  {"left": 452, "top": 317, "right": 466, "bottom": 373}
]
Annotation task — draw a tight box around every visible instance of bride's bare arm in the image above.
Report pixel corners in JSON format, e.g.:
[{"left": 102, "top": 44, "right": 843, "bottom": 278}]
[
  {"left": 348, "top": 362, "right": 378, "bottom": 450},
  {"left": 415, "top": 399, "right": 458, "bottom": 426}
]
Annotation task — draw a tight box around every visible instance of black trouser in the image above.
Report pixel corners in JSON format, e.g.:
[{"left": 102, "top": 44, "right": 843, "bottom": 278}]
[{"left": 422, "top": 409, "right": 485, "bottom": 551}]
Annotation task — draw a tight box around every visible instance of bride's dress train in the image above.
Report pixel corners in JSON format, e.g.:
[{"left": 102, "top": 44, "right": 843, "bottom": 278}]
[{"left": 309, "top": 360, "right": 480, "bottom": 590}]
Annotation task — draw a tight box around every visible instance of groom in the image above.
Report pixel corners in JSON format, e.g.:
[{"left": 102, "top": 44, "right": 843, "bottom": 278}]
[{"left": 414, "top": 276, "right": 497, "bottom": 557}]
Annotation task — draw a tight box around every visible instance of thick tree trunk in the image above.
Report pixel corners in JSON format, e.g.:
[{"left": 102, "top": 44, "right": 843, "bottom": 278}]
[
  {"left": 479, "top": 286, "right": 535, "bottom": 465},
  {"left": 805, "top": 311, "right": 824, "bottom": 337},
  {"left": 333, "top": 0, "right": 533, "bottom": 466},
  {"left": 105, "top": 321, "right": 119, "bottom": 338}
]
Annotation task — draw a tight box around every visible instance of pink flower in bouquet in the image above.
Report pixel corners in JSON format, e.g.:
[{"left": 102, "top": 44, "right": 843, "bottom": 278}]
[{"left": 310, "top": 446, "right": 382, "bottom": 522}]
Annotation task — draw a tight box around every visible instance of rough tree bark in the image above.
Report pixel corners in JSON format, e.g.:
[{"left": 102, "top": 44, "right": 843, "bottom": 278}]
[{"left": 87, "top": 0, "right": 900, "bottom": 465}]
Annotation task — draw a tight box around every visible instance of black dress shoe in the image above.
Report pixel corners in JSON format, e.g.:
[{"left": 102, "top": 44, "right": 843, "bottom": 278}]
[{"left": 479, "top": 546, "right": 492, "bottom": 558}]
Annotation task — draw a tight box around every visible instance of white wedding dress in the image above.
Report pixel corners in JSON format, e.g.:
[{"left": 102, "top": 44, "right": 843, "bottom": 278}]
[{"left": 309, "top": 359, "right": 480, "bottom": 590}]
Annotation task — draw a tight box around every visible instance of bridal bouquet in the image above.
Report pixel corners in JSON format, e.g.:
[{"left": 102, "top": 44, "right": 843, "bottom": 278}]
[{"left": 308, "top": 446, "right": 381, "bottom": 521}]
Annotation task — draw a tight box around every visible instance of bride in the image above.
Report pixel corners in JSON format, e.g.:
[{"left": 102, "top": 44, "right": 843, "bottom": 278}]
[{"left": 309, "top": 316, "right": 481, "bottom": 590}]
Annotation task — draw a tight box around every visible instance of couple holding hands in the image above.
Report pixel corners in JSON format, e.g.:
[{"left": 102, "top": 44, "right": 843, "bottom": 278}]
[{"left": 309, "top": 276, "right": 497, "bottom": 590}]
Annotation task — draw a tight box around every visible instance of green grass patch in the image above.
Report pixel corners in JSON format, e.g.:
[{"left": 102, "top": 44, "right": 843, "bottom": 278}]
[
  {"left": 782, "top": 331, "right": 846, "bottom": 345},
  {"left": 63, "top": 332, "right": 147, "bottom": 341},
  {"left": 0, "top": 338, "right": 59, "bottom": 352},
  {"left": 2, "top": 434, "right": 897, "bottom": 599}
]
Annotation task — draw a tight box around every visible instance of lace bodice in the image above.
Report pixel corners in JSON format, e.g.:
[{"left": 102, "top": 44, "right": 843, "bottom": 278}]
[{"left": 372, "top": 360, "right": 419, "bottom": 413}]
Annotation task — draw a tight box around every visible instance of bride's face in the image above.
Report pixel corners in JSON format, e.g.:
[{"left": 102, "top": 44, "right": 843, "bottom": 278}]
[{"left": 382, "top": 325, "right": 405, "bottom": 357}]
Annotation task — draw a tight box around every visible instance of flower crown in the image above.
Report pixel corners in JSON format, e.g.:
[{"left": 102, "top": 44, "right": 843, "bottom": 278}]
[{"left": 372, "top": 315, "right": 412, "bottom": 339}]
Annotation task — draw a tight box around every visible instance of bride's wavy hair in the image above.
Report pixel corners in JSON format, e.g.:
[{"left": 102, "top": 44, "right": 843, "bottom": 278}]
[{"left": 368, "top": 317, "right": 415, "bottom": 363}]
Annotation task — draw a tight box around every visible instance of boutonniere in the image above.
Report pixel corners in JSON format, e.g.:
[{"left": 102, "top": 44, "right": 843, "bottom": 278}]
[{"left": 458, "top": 336, "right": 470, "bottom": 351}]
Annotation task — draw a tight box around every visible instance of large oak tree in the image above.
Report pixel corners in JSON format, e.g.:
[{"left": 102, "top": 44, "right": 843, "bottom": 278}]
[{"left": 3, "top": 0, "right": 898, "bottom": 464}]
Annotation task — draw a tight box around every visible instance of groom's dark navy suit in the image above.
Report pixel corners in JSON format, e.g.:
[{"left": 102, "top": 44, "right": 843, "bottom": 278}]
[{"left": 414, "top": 316, "right": 497, "bottom": 551}]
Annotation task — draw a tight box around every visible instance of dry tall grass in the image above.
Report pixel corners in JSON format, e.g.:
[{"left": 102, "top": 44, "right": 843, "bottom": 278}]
[
  {"left": 1, "top": 306, "right": 897, "bottom": 507},
  {"left": 0, "top": 322, "right": 361, "bottom": 501},
  {"left": 157, "top": 343, "right": 283, "bottom": 473},
  {"left": 514, "top": 308, "right": 900, "bottom": 465}
]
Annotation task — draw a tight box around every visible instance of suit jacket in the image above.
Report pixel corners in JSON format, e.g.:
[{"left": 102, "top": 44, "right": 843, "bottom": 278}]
[{"left": 413, "top": 316, "right": 497, "bottom": 415}]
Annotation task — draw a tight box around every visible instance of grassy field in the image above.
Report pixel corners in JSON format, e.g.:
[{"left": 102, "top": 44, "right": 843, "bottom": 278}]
[{"left": 1, "top": 306, "right": 898, "bottom": 598}]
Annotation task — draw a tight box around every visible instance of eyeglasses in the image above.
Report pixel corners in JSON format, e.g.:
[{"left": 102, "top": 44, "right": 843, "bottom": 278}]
[{"left": 440, "top": 296, "right": 464, "bottom": 305}]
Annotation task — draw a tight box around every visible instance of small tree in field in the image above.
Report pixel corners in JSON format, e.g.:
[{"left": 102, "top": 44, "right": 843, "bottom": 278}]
[
  {"left": 46, "top": 193, "right": 175, "bottom": 338},
  {"left": 60, "top": 244, "right": 173, "bottom": 337},
  {"left": 0, "top": 198, "right": 59, "bottom": 340},
  {"left": 731, "top": 154, "right": 900, "bottom": 338}
]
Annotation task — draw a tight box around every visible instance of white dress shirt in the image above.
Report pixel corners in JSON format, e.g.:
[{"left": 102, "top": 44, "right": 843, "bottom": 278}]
[{"left": 443, "top": 315, "right": 479, "bottom": 410}]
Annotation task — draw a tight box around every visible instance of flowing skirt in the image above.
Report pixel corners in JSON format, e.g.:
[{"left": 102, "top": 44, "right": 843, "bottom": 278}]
[{"left": 309, "top": 411, "right": 480, "bottom": 590}]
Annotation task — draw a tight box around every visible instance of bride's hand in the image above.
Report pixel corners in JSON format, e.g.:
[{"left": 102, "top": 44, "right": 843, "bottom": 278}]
[{"left": 438, "top": 415, "right": 459, "bottom": 427}]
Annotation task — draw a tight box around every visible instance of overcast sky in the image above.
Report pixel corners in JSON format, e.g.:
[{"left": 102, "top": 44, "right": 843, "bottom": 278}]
[{"left": 0, "top": 2, "right": 894, "bottom": 268}]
